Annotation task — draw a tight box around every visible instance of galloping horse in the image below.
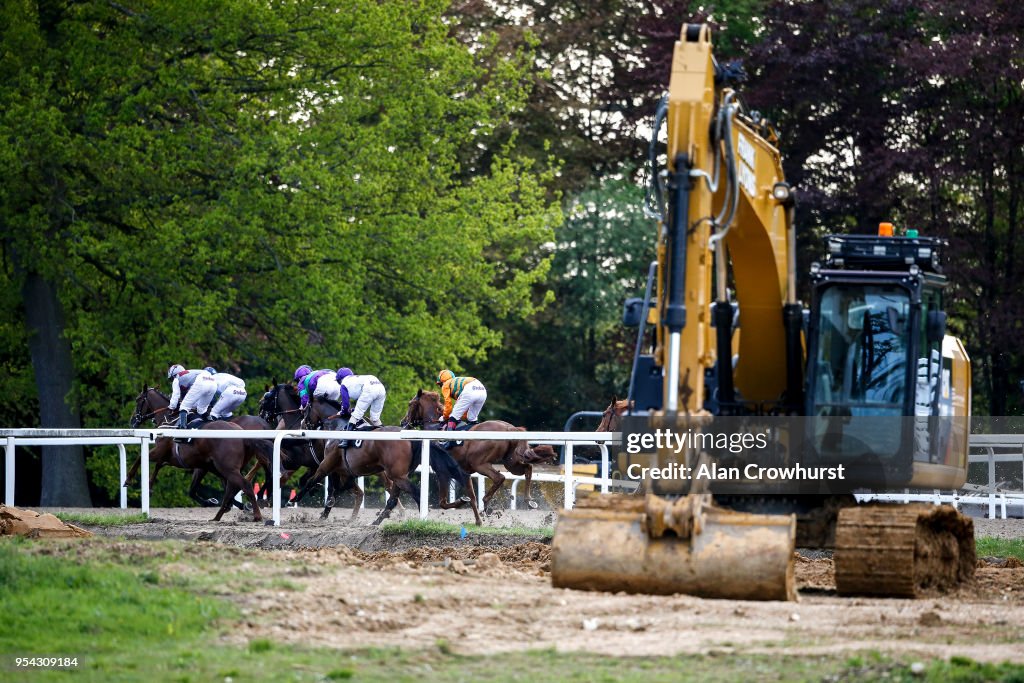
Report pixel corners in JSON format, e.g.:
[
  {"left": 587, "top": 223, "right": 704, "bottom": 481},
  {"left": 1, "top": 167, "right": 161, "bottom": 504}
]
[
  {"left": 255, "top": 383, "right": 342, "bottom": 506},
  {"left": 127, "top": 387, "right": 263, "bottom": 522},
  {"left": 128, "top": 386, "right": 277, "bottom": 508},
  {"left": 293, "top": 397, "right": 421, "bottom": 524},
  {"left": 401, "top": 390, "right": 558, "bottom": 526}
]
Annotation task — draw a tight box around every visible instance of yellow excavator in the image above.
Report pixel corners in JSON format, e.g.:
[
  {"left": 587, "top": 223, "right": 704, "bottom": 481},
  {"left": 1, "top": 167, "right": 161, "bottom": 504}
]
[{"left": 550, "top": 24, "right": 975, "bottom": 600}]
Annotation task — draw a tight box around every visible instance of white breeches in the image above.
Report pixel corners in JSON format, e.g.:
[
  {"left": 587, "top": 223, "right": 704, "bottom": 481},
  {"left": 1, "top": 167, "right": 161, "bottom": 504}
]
[
  {"left": 451, "top": 380, "right": 487, "bottom": 422},
  {"left": 180, "top": 375, "right": 218, "bottom": 414},
  {"left": 211, "top": 386, "right": 247, "bottom": 418},
  {"left": 350, "top": 380, "right": 386, "bottom": 425},
  {"left": 313, "top": 375, "right": 341, "bottom": 402}
]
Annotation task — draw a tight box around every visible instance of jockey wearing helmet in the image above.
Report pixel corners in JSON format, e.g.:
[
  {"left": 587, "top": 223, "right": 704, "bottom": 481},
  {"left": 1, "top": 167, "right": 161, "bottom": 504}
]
[
  {"left": 436, "top": 369, "right": 487, "bottom": 431},
  {"left": 167, "top": 363, "right": 218, "bottom": 429},
  {"left": 296, "top": 366, "right": 334, "bottom": 408},
  {"left": 336, "top": 367, "right": 387, "bottom": 429}
]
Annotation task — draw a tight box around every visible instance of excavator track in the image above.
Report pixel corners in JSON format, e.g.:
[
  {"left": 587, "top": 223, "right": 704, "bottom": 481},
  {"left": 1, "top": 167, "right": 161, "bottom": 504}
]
[{"left": 834, "top": 504, "right": 975, "bottom": 597}]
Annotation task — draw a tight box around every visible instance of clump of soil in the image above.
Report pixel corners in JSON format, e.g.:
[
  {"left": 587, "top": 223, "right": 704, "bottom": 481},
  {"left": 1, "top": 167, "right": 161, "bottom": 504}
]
[{"left": 0, "top": 506, "right": 91, "bottom": 539}]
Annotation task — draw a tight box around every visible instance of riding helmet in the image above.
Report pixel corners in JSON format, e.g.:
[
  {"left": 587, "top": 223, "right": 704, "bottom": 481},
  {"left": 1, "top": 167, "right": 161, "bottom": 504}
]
[
  {"left": 293, "top": 364, "right": 312, "bottom": 381},
  {"left": 436, "top": 369, "right": 453, "bottom": 386},
  {"left": 204, "top": 367, "right": 217, "bottom": 375},
  {"left": 167, "top": 364, "right": 185, "bottom": 379},
  {"left": 336, "top": 367, "right": 354, "bottom": 382}
]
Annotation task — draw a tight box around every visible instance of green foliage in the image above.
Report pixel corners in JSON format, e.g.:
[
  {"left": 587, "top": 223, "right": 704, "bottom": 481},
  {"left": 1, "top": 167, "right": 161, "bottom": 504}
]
[
  {"left": 54, "top": 511, "right": 149, "bottom": 526},
  {"left": 1, "top": 0, "right": 559, "bottom": 501},
  {"left": 480, "top": 169, "right": 655, "bottom": 428}
]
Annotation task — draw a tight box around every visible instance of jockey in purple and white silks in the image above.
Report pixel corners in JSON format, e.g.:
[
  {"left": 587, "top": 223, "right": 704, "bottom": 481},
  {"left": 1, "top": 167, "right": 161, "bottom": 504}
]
[
  {"left": 312, "top": 369, "right": 342, "bottom": 403},
  {"left": 167, "top": 364, "right": 218, "bottom": 429},
  {"left": 336, "top": 367, "right": 387, "bottom": 428},
  {"left": 205, "top": 368, "right": 247, "bottom": 420},
  {"left": 298, "top": 368, "right": 334, "bottom": 409}
]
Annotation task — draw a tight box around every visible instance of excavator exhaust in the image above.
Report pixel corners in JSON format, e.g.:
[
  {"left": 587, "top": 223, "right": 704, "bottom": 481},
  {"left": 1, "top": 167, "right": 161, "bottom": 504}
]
[{"left": 552, "top": 494, "right": 797, "bottom": 601}]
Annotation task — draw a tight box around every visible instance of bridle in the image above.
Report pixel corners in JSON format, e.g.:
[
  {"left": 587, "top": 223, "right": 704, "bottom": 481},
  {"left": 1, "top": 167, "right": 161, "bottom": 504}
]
[
  {"left": 260, "top": 384, "right": 301, "bottom": 424},
  {"left": 131, "top": 389, "right": 173, "bottom": 428},
  {"left": 401, "top": 395, "right": 443, "bottom": 429}
]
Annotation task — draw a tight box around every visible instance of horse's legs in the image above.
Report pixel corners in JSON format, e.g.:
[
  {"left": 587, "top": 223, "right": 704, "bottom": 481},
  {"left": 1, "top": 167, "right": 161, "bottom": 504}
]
[
  {"left": 149, "top": 461, "right": 167, "bottom": 487},
  {"left": 124, "top": 454, "right": 142, "bottom": 487},
  {"left": 475, "top": 463, "right": 507, "bottom": 511},
  {"left": 371, "top": 483, "right": 401, "bottom": 526},
  {"left": 321, "top": 475, "right": 355, "bottom": 521},
  {"left": 345, "top": 475, "right": 363, "bottom": 522},
  {"left": 435, "top": 475, "right": 468, "bottom": 510},
  {"left": 221, "top": 468, "right": 264, "bottom": 523},
  {"left": 213, "top": 479, "right": 236, "bottom": 522},
  {"left": 463, "top": 474, "right": 483, "bottom": 526},
  {"left": 523, "top": 465, "right": 538, "bottom": 509},
  {"left": 187, "top": 469, "right": 221, "bottom": 507}
]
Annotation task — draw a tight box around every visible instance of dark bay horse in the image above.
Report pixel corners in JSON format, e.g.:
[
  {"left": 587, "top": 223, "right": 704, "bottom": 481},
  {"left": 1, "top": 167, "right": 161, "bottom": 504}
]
[
  {"left": 255, "top": 383, "right": 342, "bottom": 508},
  {"left": 126, "top": 387, "right": 263, "bottom": 522},
  {"left": 401, "top": 390, "right": 558, "bottom": 525},
  {"left": 294, "top": 397, "right": 422, "bottom": 524},
  {"left": 128, "top": 386, "right": 277, "bottom": 508}
]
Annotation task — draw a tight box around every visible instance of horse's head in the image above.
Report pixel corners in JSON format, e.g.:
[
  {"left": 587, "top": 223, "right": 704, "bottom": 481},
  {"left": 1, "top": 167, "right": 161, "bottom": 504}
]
[
  {"left": 259, "top": 383, "right": 300, "bottom": 423},
  {"left": 401, "top": 388, "right": 444, "bottom": 429},
  {"left": 300, "top": 397, "right": 337, "bottom": 430},
  {"left": 130, "top": 386, "right": 171, "bottom": 428},
  {"left": 528, "top": 444, "right": 559, "bottom": 463},
  {"left": 596, "top": 396, "right": 630, "bottom": 432}
]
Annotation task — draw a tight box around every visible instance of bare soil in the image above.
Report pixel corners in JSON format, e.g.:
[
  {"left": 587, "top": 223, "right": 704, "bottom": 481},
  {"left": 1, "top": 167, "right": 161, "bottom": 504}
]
[{"left": 40, "top": 506, "right": 1024, "bottom": 662}]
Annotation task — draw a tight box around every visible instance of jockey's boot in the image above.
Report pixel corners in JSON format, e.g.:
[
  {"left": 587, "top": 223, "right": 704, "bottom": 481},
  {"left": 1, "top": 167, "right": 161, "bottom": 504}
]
[
  {"left": 338, "top": 422, "right": 355, "bottom": 449},
  {"left": 176, "top": 411, "right": 188, "bottom": 429}
]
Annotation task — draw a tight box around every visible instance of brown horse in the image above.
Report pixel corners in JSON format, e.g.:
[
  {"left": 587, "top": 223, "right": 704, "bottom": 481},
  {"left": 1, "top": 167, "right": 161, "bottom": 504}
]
[
  {"left": 126, "top": 387, "right": 263, "bottom": 522},
  {"left": 400, "top": 390, "right": 558, "bottom": 525},
  {"left": 596, "top": 397, "right": 631, "bottom": 432},
  {"left": 128, "top": 386, "right": 277, "bottom": 508},
  {"left": 293, "top": 397, "right": 421, "bottom": 524}
]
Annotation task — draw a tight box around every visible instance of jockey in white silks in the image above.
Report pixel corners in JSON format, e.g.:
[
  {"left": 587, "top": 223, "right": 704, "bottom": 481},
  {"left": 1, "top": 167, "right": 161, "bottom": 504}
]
[
  {"left": 337, "top": 368, "right": 387, "bottom": 428},
  {"left": 167, "top": 364, "right": 218, "bottom": 429},
  {"left": 204, "top": 367, "right": 247, "bottom": 420}
]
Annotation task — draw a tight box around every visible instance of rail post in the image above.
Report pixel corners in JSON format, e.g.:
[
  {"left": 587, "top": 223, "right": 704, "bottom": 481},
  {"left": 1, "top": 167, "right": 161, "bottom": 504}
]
[
  {"left": 118, "top": 444, "right": 127, "bottom": 509},
  {"left": 140, "top": 437, "right": 150, "bottom": 517},
  {"left": 563, "top": 441, "right": 574, "bottom": 509},
  {"left": 5, "top": 437, "right": 14, "bottom": 507},
  {"left": 419, "top": 438, "right": 430, "bottom": 520}
]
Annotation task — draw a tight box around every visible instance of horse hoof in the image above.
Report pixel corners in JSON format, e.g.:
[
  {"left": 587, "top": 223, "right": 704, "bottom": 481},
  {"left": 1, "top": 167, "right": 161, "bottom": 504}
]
[
  {"left": 527, "top": 500, "right": 539, "bottom": 510},
  {"left": 263, "top": 519, "right": 276, "bottom": 527},
  {"left": 459, "top": 496, "right": 472, "bottom": 504}
]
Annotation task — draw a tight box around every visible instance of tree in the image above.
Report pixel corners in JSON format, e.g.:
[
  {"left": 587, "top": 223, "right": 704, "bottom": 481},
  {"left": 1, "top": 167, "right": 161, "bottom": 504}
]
[
  {"left": 0, "top": 0, "right": 558, "bottom": 504},
  {"left": 479, "top": 170, "right": 655, "bottom": 429}
]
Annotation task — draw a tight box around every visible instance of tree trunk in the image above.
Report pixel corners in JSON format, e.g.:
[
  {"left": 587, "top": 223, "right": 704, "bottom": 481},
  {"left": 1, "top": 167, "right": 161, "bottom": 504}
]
[{"left": 22, "top": 271, "right": 91, "bottom": 506}]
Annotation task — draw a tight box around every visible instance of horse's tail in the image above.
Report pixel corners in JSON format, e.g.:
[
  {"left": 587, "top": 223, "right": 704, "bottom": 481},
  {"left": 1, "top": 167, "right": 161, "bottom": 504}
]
[{"left": 428, "top": 443, "right": 469, "bottom": 486}]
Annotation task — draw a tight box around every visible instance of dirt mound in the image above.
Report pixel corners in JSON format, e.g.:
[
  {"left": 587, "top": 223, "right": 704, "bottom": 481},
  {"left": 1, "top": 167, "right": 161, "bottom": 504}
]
[{"left": 0, "top": 506, "right": 91, "bottom": 539}]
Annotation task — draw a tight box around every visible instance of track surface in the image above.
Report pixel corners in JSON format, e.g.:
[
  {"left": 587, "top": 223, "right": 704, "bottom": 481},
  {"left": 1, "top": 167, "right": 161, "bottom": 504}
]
[{"left": 41, "top": 506, "right": 1024, "bottom": 661}]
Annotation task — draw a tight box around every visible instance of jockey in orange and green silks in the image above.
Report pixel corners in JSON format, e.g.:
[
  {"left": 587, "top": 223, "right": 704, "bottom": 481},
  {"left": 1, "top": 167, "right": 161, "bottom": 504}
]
[{"left": 436, "top": 369, "right": 487, "bottom": 430}]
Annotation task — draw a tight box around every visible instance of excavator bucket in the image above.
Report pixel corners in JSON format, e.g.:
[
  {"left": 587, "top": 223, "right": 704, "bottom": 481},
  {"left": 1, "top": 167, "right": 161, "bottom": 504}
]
[{"left": 551, "top": 494, "right": 797, "bottom": 601}]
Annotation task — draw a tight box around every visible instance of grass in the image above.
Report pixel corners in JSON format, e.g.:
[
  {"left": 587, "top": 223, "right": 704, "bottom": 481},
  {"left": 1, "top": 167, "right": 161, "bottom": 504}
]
[
  {"left": 378, "top": 518, "right": 553, "bottom": 538},
  {"left": 54, "top": 511, "right": 150, "bottom": 527},
  {"left": 976, "top": 537, "right": 1024, "bottom": 562},
  {"left": 1, "top": 537, "right": 1023, "bottom": 681}
]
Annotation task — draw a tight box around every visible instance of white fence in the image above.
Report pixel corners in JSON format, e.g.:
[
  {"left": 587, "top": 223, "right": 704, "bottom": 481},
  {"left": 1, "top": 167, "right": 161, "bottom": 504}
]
[
  {"left": 0, "top": 428, "right": 615, "bottom": 526},
  {"left": 2, "top": 429, "right": 1023, "bottom": 524}
]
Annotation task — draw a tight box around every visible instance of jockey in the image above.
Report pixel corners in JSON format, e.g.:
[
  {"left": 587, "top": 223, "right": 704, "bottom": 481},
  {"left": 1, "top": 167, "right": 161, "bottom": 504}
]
[
  {"left": 167, "top": 364, "right": 218, "bottom": 429},
  {"left": 312, "top": 367, "right": 342, "bottom": 404},
  {"left": 298, "top": 367, "right": 334, "bottom": 409},
  {"left": 205, "top": 368, "right": 247, "bottom": 420},
  {"left": 336, "top": 368, "right": 387, "bottom": 428},
  {"left": 436, "top": 369, "right": 487, "bottom": 431}
]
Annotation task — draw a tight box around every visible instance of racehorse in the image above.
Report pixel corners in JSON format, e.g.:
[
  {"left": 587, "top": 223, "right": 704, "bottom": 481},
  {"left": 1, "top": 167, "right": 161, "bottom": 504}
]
[
  {"left": 293, "top": 397, "right": 423, "bottom": 524},
  {"left": 255, "top": 383, "right": 343, "bottom": 508},
  {"left": 400, "top": 390, "right": 558, "bottom": 526},
  {"left": 128, "top": 386, "right": 277, "bottom": 508},
  {"left": 126, "top": 387, "right": 263, "bottom": 522},
  {"left": 596, "top": 397, "right": 630, "bottom": 433}
]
